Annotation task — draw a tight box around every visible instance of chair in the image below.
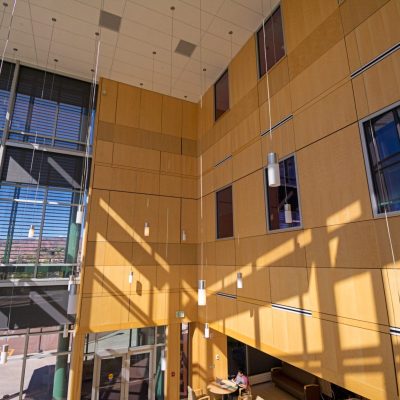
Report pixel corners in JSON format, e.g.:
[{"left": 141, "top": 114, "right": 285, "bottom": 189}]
[
  {"left": 188, "top": 385, "right": 211, "bottom": 400},
  {"left": 238, "top": 387, "right": 252, "bottom": 400}
]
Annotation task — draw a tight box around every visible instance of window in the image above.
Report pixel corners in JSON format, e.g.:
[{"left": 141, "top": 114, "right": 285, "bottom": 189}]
[
  {"left": 362, "top": 104, "right": 400, "bottom": 215},
  {"left": 10, "top": 66, "right": 92, "bottom": 151},
  {"left": 214, "top": 69, "right": 229, "bottom": 121},
  {"left": 265, "top": 155, "right": 301, "bottom": 230},
  {"left": 0, "top": 62, "right": 15, "bottom": 139},
  {"left": 257, "top": 6, "right": 285, "bottom": 77},
  {"left": 216, "top": 185, "right": 233, "bottom": 238}
]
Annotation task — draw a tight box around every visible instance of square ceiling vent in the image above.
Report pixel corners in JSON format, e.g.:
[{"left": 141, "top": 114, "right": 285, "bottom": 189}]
[
  {"left": 99, "top": 10, "right": 122, "bottom": 32},
  {"left": 175, "top": 40, "right": 196, "bottom": 57}
]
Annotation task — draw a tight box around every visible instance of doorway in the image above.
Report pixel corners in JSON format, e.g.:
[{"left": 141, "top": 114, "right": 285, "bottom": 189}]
[{"left": 93, "top": 348, "right": 154, "bottom": 400}]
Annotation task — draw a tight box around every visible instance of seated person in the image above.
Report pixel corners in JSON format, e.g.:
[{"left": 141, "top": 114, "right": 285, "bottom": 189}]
[{"left": 229, "top": 369, "right": 249, "bottom": 399}]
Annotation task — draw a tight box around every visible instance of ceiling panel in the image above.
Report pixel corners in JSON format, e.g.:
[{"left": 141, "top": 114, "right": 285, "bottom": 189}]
[{"left": 0, "top": 0, "right": 270, "bottom": 102}]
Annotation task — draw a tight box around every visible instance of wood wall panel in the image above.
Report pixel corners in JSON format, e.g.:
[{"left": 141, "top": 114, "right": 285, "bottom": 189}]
[
  {"left": 182, "top": 101, "right": 198, "bottom": 140},
  {"left": 270, "top": 266, "right": 310, "bottom": 310},
  {"left": 293, "top": 81, "right": 357, "bottom": 149},
  {"left": 139, "top": 89, "right": 163, "bottom": 132},
  {"left": 230, "top": 36, "right": 257, "bottom": 107},
  {"left": 232, "top": 139, "right": 262, "bottom": 181},
  {"left": 261, "top": 119, "right": 296, "bottom": 161},
  {"left": 233, "top": 170, "right": 266, "bottom": 238},
  {"left": 98, "top": 78, "right": 117, "bottom": 123},
  {"left": 305, "top": 221, "right": 381, "bottom": 269},
  {"left": 282, "top": 0, "right": 338, "bottom": 53},
  {"left": 87, "top": 189, "right": 109, "bottom": 241},
  {"left": 290, "top": 40, "right": 349, "bottom": 112},
  {"left": 236, "top": 265, "right": 270, "bottom": 302},
  {"left": 116, "top": 83, "right": 140, "bottom": 128},
  {"left": 162, "top": 95, "right": 182, "bottom": 137},
  {"left": 297, "top": 124, "right": 372, "bottom": 228},
  {"left": 308, "top": 266, "right": 388, "bottom": 325}
]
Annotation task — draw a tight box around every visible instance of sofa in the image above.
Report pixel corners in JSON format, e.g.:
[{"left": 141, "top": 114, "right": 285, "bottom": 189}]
[{"left": 271, "top": 362, "right": 320, "bottom": 400}]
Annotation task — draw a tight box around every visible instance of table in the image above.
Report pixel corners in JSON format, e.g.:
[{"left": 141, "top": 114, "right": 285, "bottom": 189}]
[{"left": 207, "top": 380, "right": 238, "bottom": 400}]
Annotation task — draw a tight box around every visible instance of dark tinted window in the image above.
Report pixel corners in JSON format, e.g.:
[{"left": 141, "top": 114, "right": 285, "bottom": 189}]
[
  {"left": 214, "top": 69, "right": 229, "bottom": 121},
  {"left": 257, "top": 6, "right": 285, "bottom": 76},
  {"left": 216, "top": 186, "right": 233, "bottom": 238},
  {"left": 266, "top": 155, "right": 301, "bottom": 230},
  {"left": 363, "top": 105, "right": 400, "bottom": 214}
]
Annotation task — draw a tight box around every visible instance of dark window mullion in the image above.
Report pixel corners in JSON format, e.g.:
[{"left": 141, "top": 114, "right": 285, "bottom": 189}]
[{"left": 35, "top": 188, "right": 48, "bottom": 270}]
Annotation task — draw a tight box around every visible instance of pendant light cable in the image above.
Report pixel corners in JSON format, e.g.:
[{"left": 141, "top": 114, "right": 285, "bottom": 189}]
[
  {"left": 169, "top": 6, "right": 175, "bottom": 96},
  {"left": 261, "top": 0, "right": 273, "bottom": 142},
  {"left": 0, "top": 0, "right": 16, "bottom": 77},
  {"left": 78, "top": 30, "right": 101, "bottom": 218},
  {"left": 152, "top": 51, "right": 156, "bottom": 91}
]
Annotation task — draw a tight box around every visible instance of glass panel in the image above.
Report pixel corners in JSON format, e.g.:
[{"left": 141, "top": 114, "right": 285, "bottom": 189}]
[
  {"left": 155, "top": 347, "right": 165, "bottom": 400},
  {"left": 128, "top": 353, "right": 150, "bottom": 400},
  {"left": 214, "top": 69, "right": 229, "bottom": 120},
  {"left": 81, "top": 356, "right": 94, "bottom": 400},
  {"left": 96, "top": 330, "right": 130, "bottom": 351},
  {"left": 180, "top": 324, "right": 189, "bottom": 399},
  {"left": 257, "top": 6, "right": 285, "bottom": 76},
  {"left": 22, "top": 354, "right": 70, "bottom": 400},
  {"left": 0, "top": 356, "right": 24, "bottom": 399},
  {"left": 216, "top": 186, "right": 233, "bottom": 239},
  {"left": 266, "top": 156, "right": 301, "bottom": 230},
  {"left": 156, "top": 326, "right": 166, "bottom": 344},
  {"left": 131, "top": 327, "right": 155, "bottom": 347},
  {"left": 98, "top": 357, "right": 123, "bottom": 400},
  {"left": 364, "top": 107, "right": 400, "bottom": 213}
]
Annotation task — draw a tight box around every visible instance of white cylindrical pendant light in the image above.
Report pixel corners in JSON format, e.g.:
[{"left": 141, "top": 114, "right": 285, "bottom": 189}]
[
  {"left": 237, "top": 272, "right": 243, "bottom": 289},
  {"left": 63, "top": 324, "right": 69, "bottom": 339},
  {"left": 284, "top": 203, "right": 293, "bottom": 224},
  {"left": 28, "top": 224, "right": 35, "bottom": 238},
  {"left": 161, "top": 349, "right": 166, "bottom": 371},
  {"left": 204, "top": 323, "right": 210, "bottom": 339},
  {"left": 181, "top": 229, "right": 187, "bottom": 242},
  {"left": 198, "top": 279, "right": 206, "bottom": 306},
  {"left": 144, "top": 222, "right": 150, "bottom": 237},
  {"left": 128, "top": 271, "right": 134, "bottom": 284},
  {"left": 76, "top": 204, "right": 83, "bottom": 224},
  {"left": 67, "top": 275, "right": 77, "bottom": 315},
  {"left": 267, "top": 152, "right": 281, "bottom": 187},
  {"left": 0, "top": 344, "right": 9, "bottom": 365}
]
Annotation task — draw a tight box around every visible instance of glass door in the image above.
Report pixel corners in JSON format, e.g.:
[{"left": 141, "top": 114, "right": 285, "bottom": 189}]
[
  {"left": 97, "top": 356, "right": 124, "bottom": 400},
  {"left": 127, "top": 351, "right": 152, "bottom": 399}
]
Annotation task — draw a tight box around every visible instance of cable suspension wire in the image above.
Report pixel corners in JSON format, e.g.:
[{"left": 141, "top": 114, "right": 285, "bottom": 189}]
[
  {"left": 152, "top": 50, "right": 156, "bottom": 91},
  {"left": 169, "top": 6, "right": 175, "bottom": 96},
  {"left": 261, "top": 0, "right": 273, "bottom": 142},
  {"left": 0, "top": 0, "right": 16, "bottom": 77}
]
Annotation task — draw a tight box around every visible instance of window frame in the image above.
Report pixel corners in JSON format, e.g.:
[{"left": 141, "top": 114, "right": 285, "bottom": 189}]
[
  {"left": 256, "top": 4, "right": 286, "bottom": 79},
  {"left": 359, "top": 100, "right": 400, "bottom": 218},
  {"left": 214, "top": 68, "right": 230, "bottom": 122},
  {"left": 215, "top": 184, "right": 234, "bottom": 240},
  {"left": 263, "top": 153, "right": 303, "bottom": 233}
]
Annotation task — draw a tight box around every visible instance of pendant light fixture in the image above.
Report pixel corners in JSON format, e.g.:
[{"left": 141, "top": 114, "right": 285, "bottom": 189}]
[
  {"left": 128, "top": 270, "right": 134, "bottom": 284},
  {"left": 28, "top": 224, "right": 35, "bottom": 238},
  {"left": 204, "top": 323, "right": 210, "bottom": 339},
  {"left": 261, "top": 2, "right": 280, "bottom": 188},
  {"left": 267, "top": 152, "right": 280, "bottom": 187},
  {"left": 283, "top": 163, "right": 292, "bottom": 224},
  {"left": 76, "top": 204, "right": 83, "bottom": 225},
  {"left": 160, "top": 349, "right": 167, "bottom": 371},
  {"left": 0, "top": 344, "right": 8, "bottom": 365},
  {"left": 144, "top": 222, "right": 150, "bottom": 237},
  {"left": 67, "top": 275, "right": 78, "bottom": 315},
  {"left": 237, "top": 272, "right": 243, "bottom": 289},
  {"left": 198, "top": 279, "right": 206, "bottom": 306},
  {"left": 181, "top": 229, "right": 187, "bottom": 242}
]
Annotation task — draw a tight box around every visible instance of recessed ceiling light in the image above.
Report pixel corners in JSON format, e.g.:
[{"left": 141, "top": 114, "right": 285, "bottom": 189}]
[
  {"left": 12, "top": 48, "right": 17, "bottom": 52},
  {"left": 51, "top": 17, "right": 56, "bottom": 22},
  {"left": 3, "top": 2, "right": 8, "bottom": 7},
  {"left": 140, "top": 83, "right": 143, "bottom": 86},
  {"left": 54, "top": 58, "right": 58, "bottom": 62},
  {"left": 203, "top": 68, "right": 206, "bottom": 72}
]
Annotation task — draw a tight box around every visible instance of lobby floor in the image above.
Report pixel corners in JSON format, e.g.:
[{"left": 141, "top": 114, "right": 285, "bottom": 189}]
[{"left": 252, "top": 382, "right": 296, "bottom": 400}]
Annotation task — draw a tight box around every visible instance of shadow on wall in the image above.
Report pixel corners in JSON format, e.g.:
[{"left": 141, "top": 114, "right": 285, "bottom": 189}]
[{"left": 77, "top": 178, "right": 399, "bottom": 399}]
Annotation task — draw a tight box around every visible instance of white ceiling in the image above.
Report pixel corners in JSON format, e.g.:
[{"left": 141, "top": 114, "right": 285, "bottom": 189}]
[{"left": 0, "top": 0, "right": 279, "bottom": 102}]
